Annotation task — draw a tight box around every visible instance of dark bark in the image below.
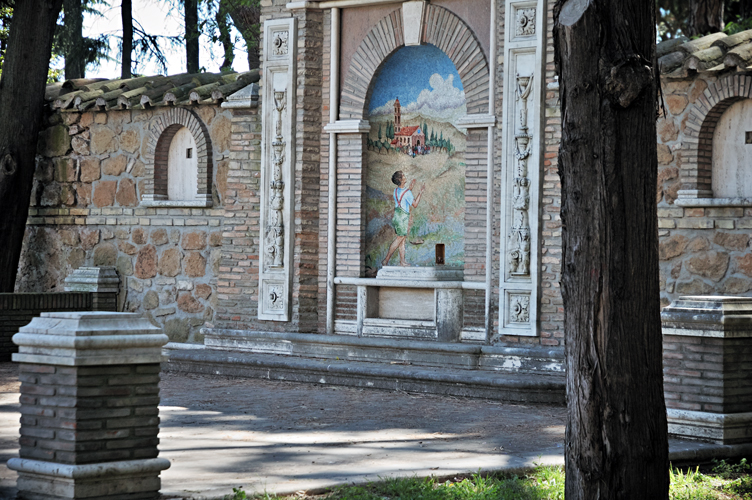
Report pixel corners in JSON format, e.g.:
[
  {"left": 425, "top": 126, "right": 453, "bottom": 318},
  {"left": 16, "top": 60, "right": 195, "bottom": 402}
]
[
  {"left": 0, "top": 0, "right": 63, "bottom": 292},
  {"left": 553, "top": 0, "right": 669, "bottom": 498},
  {"left": 62, "top": 0, "right": 84, "bottom": 79},
  {"left": 223, "top": 0, "right": 260, "bottom": 69},
  {"left": 687, "top": 0, "right": 725, "bottom": 35},
  {"left": 185, "top": 0, "right": 199, "bottom": 73},
  {"left": 121, "top": 0, "right": 132, "bottom": 79},
  {"left": 216, "top": 0, "right": 234, "bottom": 70}
]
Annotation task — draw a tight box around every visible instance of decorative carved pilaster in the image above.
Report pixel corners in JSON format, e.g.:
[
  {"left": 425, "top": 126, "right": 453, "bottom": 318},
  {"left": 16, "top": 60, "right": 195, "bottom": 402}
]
[
  {"left": 266, "top": 90, "right": 286, "bottom": 269},
  {"left": 508, "top": 74, "right": 533, "bottom": 276},
  {"left": 258, "top": 17, "right": 296, "bottom": 321}
]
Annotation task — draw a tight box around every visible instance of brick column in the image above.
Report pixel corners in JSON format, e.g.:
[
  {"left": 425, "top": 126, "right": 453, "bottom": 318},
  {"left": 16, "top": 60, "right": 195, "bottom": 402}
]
[
  {"left": 662, "top": 296, "right": 752, "bottom": 444},
  {"left": 64, "top": 267, "right": 120, "bottom": 312},
  {"left": 8, "top": 312, "right": 169, "bottom": 499}
]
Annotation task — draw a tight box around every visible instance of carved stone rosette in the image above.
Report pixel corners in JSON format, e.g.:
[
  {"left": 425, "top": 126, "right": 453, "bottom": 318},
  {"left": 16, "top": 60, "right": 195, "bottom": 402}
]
[
  {"left": 508, "top": 74, "right": 533, "bottom": 276},
  {"left": 266, "top": 90, "right": 286, "bottom": 269},
  {"left": 515, "top": 8, "right": 536, "bottom": 37},
  {"left": 510, "top": 294, "right": 531, "bottom": 323}
]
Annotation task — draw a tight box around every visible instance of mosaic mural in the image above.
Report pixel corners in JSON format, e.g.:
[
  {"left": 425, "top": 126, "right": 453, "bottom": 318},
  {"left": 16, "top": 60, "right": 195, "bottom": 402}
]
[{"left": 365, "top": 44, "right": 467, "bottom": 272}]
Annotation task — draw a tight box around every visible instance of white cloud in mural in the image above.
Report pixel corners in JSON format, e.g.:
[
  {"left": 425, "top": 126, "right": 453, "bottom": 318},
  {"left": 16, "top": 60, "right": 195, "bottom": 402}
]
[{"left": 370, "top": 73, "right": 467, "bottom": 125}]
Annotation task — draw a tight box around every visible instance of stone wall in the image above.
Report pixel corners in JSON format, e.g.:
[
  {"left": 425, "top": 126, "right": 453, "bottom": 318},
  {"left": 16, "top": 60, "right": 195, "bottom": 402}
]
[
  {"left": 19, "top": 106, "right": 234, "bottom": 343},
  {"left": 657, "top": 73, "right": 752, "bottom": 306}
]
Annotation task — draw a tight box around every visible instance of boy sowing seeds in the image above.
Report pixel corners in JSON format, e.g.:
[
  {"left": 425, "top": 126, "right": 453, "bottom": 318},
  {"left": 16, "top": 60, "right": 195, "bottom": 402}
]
[{"left": 382, "top": 170, "right": 425, "bottom": 267}]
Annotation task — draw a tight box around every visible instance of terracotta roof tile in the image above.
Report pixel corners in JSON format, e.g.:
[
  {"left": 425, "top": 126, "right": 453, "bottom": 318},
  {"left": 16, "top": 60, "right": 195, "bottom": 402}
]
[
  {"left": 46, "top": 70, "right": 260, "bottom": 112},
  {"left": 395, "top": 125, "right": 421, "bottom": 137},
  {"left": 658, "top": 29, "right": 752, "bottom": 78}
]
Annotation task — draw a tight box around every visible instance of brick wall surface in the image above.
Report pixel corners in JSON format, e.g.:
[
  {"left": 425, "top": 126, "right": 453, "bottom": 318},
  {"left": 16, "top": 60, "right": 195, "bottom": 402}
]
[
  {"left": 291, "top": 6, "right": 324, "bottom": 332},
  {"left": 663, "top": 336, "right": 752, "bottom": 413},
  {"left": 0, "top": 293, "right": 102, "bottom": 360},
  {"left": 538, "top": 0, "right": 564, "bottom": 347},
  {"left": 317, "top": 9, "right": 332, "bottom": 333},
  {"left": 214, "top": 109, "right": 263, "bottom": 330},
  {"left": 18, "top": 363, "right": 161, "bottom": 464}
]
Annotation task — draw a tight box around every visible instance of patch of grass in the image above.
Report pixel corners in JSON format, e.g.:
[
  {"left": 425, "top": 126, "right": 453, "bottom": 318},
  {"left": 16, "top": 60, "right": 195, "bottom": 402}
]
[
  {"left": 670, "top": 466, "right": 723, "bottom": 500},
  {"left": 228, "top": 460, "right": 752, "bottom": 500}
]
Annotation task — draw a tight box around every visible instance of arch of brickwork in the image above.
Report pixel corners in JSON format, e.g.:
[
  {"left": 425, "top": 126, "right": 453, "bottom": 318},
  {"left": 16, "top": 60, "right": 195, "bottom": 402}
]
[
  {"left": 339, "top": 4, "right": 490, "bottom": 120},
  {"left": 144, "top": 108, "right": 213, "bottom": 199},
  {"left": 681, "top": 74, "right": 752, "bottom": 194}
]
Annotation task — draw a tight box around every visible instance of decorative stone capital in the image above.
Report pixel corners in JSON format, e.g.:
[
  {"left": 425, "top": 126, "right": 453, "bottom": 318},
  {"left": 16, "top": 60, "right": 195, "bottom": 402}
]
[
  {"left": 376, "top": 266, "right": 464, "bottom": 282},
  {"left": 323, "top": 120, "right": 371, "bottom": 134},
  {"left": 64, "top": 267, "right": 120, "bottom": 294},
  {"left": 661, "top": 296, "right": 752, "bottom": 338},
  {"left": 221, "top": 82, "right": 260, "bottom": 109},
  {"left": 13, "top": 312, "right": 168, "bottom": 366}
]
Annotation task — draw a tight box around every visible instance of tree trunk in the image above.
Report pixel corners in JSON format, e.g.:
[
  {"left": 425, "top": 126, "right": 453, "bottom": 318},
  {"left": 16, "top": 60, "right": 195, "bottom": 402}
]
[
  {"left": 185, "top": 0, "right": 199, "bottom": 73},
  {"left": 688, "top": 0, "right": 725, "bottom": 35},
  {"left": 121, "top": 0, "right": 132, "bottom": 79},
  {"left": 63, "top": 0, "right": 85, "bottom": 79},
  {"left": 216, "top": 0, "right": 234, "bottom": 70},
  {"left": 553, "top": 0, "right": 669, "bottom": 498},
  {"left": 223, "top": 0, "right": 260, "bottom": 69},
  {"left": 0, "top": 0, "right": 63, "bottom": 292}
]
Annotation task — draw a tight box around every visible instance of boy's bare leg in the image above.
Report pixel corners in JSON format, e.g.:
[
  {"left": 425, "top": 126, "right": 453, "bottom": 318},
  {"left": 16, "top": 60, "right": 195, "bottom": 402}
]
[
  {"left": 398, "top": 239, "right": 407, "bottom": 266},
  {"left": 382, "top": 236, "right": 404, "bottom": 266}
]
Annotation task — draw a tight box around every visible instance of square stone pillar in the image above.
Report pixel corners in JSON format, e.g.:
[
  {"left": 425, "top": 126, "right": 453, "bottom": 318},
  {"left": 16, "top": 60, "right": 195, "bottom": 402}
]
[
  {"left": 64, "top": 267, "right": 120, "bottom": 312},
  {"left": 661, "top": 296, "right": 752, "bottom": 444},
  {"left": 8, "top": 312, "right": 170, "bottom": 499}
]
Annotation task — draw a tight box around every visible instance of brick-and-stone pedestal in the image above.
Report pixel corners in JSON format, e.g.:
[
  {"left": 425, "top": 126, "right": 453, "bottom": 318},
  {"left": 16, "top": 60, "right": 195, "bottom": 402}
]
[
  {"left": 8, "top": 312, "right": 170, "bottom": 499},
  {"left": 662, "top": 296, "right": 752, "bottom": 444},
  {"left": 64, "top": 267, "right": 119, "bottom": 312}
]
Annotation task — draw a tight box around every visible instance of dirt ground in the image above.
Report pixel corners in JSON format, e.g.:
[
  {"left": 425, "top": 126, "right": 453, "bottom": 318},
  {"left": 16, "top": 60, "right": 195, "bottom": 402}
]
[{"left": 0, "top": 363, "right": 566, "bottom": 499}]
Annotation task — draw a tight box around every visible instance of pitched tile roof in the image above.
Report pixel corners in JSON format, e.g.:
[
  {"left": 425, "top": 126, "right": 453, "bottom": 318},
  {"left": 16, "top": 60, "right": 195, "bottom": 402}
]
[
  {"left": 658, "top": 29, "right": 752, "bottom": 78},
  {"left": 395, "top": 125, "right": 421, "bottom": 137},
  {"left": 45, "top": 70, "right": 260, "bottom": 112}
]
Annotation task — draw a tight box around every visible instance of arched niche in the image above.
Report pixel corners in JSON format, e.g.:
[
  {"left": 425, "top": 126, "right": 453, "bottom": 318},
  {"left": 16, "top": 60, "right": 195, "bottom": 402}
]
[
  {"left": 678, "top": 74, "right": 752, "bottom": 203},
  {"left": 339, "top": 4, "right": 490, "bottom": 121},
  {"left": 143, "top": 108, "right": 213, "bottom": 207}
]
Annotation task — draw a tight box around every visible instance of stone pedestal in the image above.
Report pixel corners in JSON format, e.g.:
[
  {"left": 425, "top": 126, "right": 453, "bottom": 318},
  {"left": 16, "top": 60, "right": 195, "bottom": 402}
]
[
  {"left": 64, "top": 267, "right": 119, "bottom": 312},
  {"left": 350, "top": 267, "right": 466, "bottom": 341},
  {"left": 8, "top": 312, "right": 170, "bottom": 499},
  {"left": 661, "top": 296, "right": 752, "bottom": 444}
]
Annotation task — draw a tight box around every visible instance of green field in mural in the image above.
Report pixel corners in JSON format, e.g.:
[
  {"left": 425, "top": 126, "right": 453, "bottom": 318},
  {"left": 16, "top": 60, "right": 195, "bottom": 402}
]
[{"left": 365, "top": 44, "right": 467, "bottom": 272}]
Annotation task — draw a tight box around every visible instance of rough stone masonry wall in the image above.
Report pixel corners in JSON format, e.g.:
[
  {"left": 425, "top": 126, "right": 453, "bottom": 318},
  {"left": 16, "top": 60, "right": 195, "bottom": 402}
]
[
  {"left": 657, "top": 73, "right": 752, "bottom": 306},
  {"left": 18, "top": 106, "right": 234, "bottom": 343}
]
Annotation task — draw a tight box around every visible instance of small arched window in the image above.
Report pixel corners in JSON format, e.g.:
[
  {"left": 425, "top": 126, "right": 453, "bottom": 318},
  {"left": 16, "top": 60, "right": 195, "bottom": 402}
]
[
  {"left": 143, "top": 108, "right": 213, "bottom": 207},
  {"left": 712, "top": 99, "right": 752, "bottom": 199},
  {"left": 167, "top": 127, "right": 199, "bottom": 201}
]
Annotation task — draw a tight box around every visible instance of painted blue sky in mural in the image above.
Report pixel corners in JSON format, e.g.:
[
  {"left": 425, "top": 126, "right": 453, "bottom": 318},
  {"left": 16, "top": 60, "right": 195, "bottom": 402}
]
[{"left": 368, "top": 44, "right": 466, "bottom": 122}]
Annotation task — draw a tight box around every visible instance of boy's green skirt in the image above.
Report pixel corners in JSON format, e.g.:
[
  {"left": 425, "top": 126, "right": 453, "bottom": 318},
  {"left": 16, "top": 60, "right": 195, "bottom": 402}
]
[{"left": 392, "top": 207, "right": 409, "bottom": 236}]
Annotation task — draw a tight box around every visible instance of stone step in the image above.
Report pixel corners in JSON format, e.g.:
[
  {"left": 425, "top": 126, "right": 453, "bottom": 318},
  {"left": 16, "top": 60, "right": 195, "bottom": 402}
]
[
  {"left": 163, "top": 344, "right": 566, "bottom": 404},
  {"left": 202, "top": 329, "right": 565, "bottom": 375}
]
